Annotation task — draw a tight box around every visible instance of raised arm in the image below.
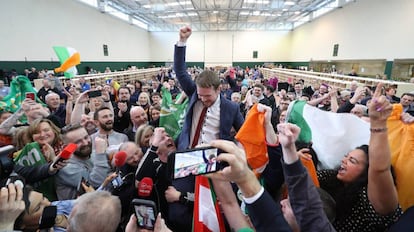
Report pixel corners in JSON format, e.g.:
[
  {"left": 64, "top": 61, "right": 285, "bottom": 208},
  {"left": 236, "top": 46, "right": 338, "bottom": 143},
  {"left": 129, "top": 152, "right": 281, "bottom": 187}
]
[
  {"left": 174, "top": 26, "right": 196, "bottom": 97},
  {"left": 63, "top": 88, "right": 74, "bottom": 126},
  {"left": 71, "top": 91, "right": 89, "bottom": 124},
  {"left": 278, "top": 123, "right": 335, "bottom": 231},
  {"left": 208, "top": 140, "right": 291, "bottom": 232},
  {"left": 367, "top": 82, "right": 399, "bottom": 215},
  {"left": 328, "top": 87, "right": 339, "bottom": 113},
  {"left": 257, "top": 103, "right": 278, "bottom": 145}
]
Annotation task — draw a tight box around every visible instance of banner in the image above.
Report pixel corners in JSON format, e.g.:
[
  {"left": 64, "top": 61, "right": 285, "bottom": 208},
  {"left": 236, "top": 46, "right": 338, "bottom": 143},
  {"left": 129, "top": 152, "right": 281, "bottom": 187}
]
[{"left": 159, "top": 87, "right": 188, "bottom": 140}]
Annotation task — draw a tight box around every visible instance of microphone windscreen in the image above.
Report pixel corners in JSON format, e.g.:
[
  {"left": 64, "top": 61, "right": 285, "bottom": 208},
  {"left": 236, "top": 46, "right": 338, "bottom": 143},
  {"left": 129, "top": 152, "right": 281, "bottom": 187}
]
[
  {"left": 60, "top": 143, "right": 77, "bottom": 159},
  {"left": 114, "top": 151, "right": 127, "bottom": 167},
  {"left": 138, "top": 177, "right": 153, "bottom": 197}
]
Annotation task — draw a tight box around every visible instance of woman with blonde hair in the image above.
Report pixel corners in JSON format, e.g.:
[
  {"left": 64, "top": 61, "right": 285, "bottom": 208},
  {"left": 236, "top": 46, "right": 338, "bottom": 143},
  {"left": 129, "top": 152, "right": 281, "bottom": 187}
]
[
  {"left": 135, "top": 124, "right": 154, "bottom": 154},
  {"left": 136, "top": 92, "right": 151, "bottom": 119}
]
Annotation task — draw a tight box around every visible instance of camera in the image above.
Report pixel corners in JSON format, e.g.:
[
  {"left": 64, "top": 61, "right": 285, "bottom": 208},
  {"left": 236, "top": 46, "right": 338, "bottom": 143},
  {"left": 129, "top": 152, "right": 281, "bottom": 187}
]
[{"left": 0, "top": 145, "right": 16, "bottom": 185}]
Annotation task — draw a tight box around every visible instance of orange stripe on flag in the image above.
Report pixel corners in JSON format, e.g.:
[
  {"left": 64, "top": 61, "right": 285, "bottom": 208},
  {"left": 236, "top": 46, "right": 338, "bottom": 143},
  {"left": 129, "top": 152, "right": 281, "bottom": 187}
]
[{"left": 54, "top": 52, "right": 80, "bottom": 73}]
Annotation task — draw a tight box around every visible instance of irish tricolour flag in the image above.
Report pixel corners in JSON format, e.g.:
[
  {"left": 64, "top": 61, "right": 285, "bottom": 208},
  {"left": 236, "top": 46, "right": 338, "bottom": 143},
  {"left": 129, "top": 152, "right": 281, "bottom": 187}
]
[
  {"left": 193, "top": 176, "right": 225, "bottom": 232},
  {"left": 53, "top": 46, "right": 81, "bottom": 78},
  {"left": 287, "top": 100, "right": 370, "bottom": 169}
]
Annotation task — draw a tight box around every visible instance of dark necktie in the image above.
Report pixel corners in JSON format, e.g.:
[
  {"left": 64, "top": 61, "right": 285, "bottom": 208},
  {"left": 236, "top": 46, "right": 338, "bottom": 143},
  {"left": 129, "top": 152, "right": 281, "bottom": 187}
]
[{"left": 191, "top": 107, "right": 208, "bottom": 148}]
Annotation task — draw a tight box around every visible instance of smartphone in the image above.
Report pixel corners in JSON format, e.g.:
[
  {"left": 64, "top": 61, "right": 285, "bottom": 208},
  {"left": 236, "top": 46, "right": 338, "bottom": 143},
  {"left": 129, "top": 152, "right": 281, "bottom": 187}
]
[
  {"left": 111, "top": 175, "right": 123, "bottom": 188},
  {"left": 132, "top": 199, "right": 157, "bottom": 230},
  {"left": 169, "top": 146, "right": 226, "bottom": 179},
  {"left": 38, "top": 205, "right": 57, "bottom": 229},
  {"left": 87, "top": 90, "right": 102, "bottom": 98},
  {"left": 25, "top": 92, "right": 35, "bottom": 100}
]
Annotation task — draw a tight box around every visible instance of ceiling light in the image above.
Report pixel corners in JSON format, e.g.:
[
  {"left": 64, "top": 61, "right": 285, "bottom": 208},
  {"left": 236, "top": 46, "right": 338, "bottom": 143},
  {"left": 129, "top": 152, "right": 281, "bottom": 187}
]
[
  {"left": 245, "top": 0, "right": 270, "bottom": 3},
  {"left": 284, "top": 1, "right": 295, "bottom": 6}
]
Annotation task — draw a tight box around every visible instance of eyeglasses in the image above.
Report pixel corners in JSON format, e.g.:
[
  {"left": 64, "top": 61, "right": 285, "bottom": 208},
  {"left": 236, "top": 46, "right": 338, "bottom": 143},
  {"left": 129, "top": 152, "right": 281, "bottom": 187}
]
[{"left": 61, "top": 123, "right": 83, "bottom": 134}]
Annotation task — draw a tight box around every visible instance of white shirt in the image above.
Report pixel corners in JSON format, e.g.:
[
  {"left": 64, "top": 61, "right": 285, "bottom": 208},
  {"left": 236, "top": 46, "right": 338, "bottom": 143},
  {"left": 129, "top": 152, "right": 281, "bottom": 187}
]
[{"left": 190, "top": 95, "right": 221, "bottom": 148}]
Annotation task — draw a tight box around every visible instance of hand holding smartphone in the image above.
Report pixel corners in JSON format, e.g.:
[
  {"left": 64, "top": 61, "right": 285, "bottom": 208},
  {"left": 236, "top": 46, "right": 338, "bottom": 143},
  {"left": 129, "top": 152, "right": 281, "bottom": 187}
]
[
  {"left": 87, "top": 90, "right": 102, "bottom": 98},
  {"left": 169, "top": 146, "right": 228, "bottom": 179},
  {"left": 132, "top": 199, "right": 157, "bottom": 230},
  {"left": 25, "top": 92, "right": 35, "bottom": 100}
]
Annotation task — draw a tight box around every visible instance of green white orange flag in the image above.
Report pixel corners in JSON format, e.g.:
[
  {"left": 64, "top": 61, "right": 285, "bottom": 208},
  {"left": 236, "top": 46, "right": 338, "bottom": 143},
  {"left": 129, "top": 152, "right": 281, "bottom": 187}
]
[
  {"left": 286, "top": 100, "right": 370, "bottom": 169},
  {"left": 193, "top": 176, "right": 225, "bottom": 232},
  {"left": 53, "top": 46, "right": 81, "bottom": 78}
]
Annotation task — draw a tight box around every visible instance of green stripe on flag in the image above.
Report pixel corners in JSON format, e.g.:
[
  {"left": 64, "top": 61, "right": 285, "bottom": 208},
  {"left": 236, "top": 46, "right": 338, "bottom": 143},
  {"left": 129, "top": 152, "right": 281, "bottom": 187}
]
[
  {"left": 53, "top": 46, "right": 71, "bottom": 63},
  {"left": 287, "top": 100, "right": 312, "bottom": 143}
]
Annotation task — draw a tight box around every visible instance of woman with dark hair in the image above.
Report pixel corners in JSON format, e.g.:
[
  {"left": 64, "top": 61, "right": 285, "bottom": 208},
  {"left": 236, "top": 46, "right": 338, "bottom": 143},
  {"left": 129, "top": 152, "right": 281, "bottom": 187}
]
[{"left": 317, "top": 83, "right": 402, "bottom": 231}]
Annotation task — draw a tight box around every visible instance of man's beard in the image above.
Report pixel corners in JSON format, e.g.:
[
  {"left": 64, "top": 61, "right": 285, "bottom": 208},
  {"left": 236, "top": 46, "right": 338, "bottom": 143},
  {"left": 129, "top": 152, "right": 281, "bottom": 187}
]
[
  {"left": 99, "top": 121, "right": 113, "bottom": 131},
  {"left": 74, "top": 142, "right": 92, "bottom": 158}
]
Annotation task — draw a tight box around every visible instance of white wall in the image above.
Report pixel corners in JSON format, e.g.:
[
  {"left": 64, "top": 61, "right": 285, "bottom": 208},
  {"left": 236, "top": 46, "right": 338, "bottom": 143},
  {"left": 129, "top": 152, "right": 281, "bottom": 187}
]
[
  {"left": 149, "top": 30, "right": 291, "bottom": 65},
  {"left": 1, "top": 0, "right": 414, "bottom": 63},
  {"left": 0, "top": 0, "right": 151, "bottom": 61},
  {"left": 289, "top": 0, "right": 414, "bottom": 61}
]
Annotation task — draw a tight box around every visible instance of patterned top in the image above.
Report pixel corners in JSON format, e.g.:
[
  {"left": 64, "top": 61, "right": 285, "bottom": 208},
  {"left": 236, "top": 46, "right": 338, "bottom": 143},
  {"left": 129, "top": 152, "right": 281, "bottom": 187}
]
[{"left": 318, "top": 169, "right": 402, "bottom": 232}]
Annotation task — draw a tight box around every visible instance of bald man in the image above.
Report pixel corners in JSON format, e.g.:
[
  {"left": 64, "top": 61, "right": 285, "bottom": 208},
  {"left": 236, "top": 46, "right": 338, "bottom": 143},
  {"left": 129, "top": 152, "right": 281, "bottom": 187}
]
[
  {"left": 124, "top": 106, "right": 148, "bottom": 141},
  {"left": 67, "top": 191, "right": 121, "bottom": 232}
]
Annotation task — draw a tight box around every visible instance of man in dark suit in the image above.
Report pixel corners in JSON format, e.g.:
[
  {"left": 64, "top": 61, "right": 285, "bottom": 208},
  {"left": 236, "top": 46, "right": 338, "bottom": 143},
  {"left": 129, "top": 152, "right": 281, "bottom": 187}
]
[{"left": 167, "top": 26, "right": 244, "bottom": 231}]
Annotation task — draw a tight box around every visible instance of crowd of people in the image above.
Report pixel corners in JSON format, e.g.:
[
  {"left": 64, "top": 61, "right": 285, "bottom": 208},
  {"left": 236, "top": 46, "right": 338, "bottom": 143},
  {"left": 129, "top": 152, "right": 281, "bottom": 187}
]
[{"left": 0, "top": 26, "right": 414, "bottom": 232}]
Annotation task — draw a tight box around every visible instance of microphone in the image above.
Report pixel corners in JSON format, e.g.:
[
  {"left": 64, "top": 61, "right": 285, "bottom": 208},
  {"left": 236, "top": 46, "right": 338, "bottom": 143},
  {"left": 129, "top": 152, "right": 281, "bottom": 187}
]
[
  {"left": 137, "top": 177, "right": 153, "bottom": 197},
  {"left": 53, "top": 143, "right": 77, "bottom": 168},
  {"left": 114, "top": 151, "right": 127, "bottom": 169}
]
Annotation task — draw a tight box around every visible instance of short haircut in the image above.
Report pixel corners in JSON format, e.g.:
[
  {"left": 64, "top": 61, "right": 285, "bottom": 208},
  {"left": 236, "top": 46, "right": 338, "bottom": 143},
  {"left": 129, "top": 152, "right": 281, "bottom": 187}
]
[
  {"left": 61, "top": 123, "right": 84, "bottom": 144},
  {"left": 68, "top": 191, "right": 121, "bottom": 232},
  {"left": 265, "top": 85, "right": 275, "bottom": 93},
  {"left": 231, "top": 92, "right": 241, "bottom": 99},
  {"left": 45, "top": 92, "right": 60, "bottom": 102},
  {"left": 401, "top": 92, "right": 414, "bottom": 98},
  {"left": 195, "top": 70, "right": 221, "bottom": 90},
  {"left": 118, "top": 86, "right": 131, "bottom": 94},
  {"left": 93, "top": 106, "right": 111, "bottom": 120},
  {"left": 254, "top": 83, "right": 265, "bottom": 91}
]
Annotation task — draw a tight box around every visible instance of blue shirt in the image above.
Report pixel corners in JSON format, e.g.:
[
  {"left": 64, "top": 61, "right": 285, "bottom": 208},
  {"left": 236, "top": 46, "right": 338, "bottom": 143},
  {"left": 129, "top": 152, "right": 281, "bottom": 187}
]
[
  {"left": 80, "top": 83, "right": 91, "bottom": 92},
  {"left": 52, "top": 200, "right": 75, "bottom": 232}
]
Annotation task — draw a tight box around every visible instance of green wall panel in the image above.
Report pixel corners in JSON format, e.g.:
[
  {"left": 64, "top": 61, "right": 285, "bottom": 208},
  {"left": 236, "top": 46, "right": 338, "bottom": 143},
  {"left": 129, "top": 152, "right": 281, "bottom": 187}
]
[{"left": 384, "top": 61, "right": 393, "bottom": 80}]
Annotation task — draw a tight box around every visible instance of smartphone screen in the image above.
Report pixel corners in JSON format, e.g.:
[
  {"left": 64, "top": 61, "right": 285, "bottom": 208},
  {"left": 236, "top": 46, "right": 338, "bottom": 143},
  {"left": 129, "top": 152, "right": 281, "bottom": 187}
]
[
  {"left": 87, "top": 90, "right": 102, "bottom": 98},
  {"left": 172, "top": 147, "right": 219, "bottom": 179},
  {"left": 25, "top": 92, "right": 35, "bottom": 100},
  {"left": 132, "top": 199, "right": 157, "bottom": 230}
]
